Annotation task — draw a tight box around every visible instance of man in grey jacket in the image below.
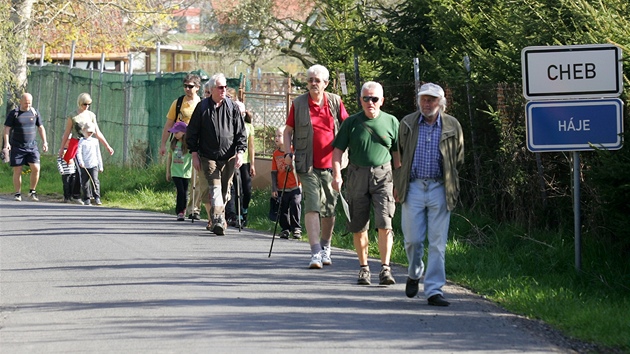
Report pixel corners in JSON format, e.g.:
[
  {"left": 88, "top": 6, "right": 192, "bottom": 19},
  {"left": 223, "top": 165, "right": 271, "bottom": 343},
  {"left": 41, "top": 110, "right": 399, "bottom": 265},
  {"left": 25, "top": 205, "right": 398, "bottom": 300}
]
[{"left": 393, "top": 83, "right": 464, "bottom": 307}]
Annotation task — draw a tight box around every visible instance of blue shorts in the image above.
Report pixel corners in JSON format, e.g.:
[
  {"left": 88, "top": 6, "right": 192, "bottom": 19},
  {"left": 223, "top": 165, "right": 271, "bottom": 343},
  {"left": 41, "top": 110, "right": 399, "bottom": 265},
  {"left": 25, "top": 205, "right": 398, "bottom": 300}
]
[{"left": 10, "top": 147, "right": 40, "bottom": 167}]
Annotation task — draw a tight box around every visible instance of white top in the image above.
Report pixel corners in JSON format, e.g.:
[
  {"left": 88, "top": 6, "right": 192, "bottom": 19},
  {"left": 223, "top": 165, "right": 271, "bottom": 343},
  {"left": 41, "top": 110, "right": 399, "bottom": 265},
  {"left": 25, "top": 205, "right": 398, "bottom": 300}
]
[{"left": 77, "top": 136, "right": 103, "bottom": 170}]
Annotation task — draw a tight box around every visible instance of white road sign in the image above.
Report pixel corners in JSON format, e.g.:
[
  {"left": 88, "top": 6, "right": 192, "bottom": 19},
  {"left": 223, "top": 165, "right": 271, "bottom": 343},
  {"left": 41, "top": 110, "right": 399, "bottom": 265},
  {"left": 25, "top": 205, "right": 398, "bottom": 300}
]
[{"left": 522, "top": 44, "right": 622, "bottom": 100}]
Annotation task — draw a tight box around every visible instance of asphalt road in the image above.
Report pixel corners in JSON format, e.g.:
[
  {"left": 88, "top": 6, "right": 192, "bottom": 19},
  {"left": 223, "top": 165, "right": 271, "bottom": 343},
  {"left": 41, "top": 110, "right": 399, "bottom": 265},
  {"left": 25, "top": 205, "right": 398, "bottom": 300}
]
[{"left": 0, "top": 197, "right": 570, "bottom": 353}]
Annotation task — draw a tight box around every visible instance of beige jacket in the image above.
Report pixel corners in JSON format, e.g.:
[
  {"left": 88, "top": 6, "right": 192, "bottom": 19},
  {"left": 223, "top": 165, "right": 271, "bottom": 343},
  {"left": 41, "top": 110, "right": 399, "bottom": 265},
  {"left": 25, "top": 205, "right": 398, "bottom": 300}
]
[{"left": 393, "top": 111, "right": 464, "bottom": 210}]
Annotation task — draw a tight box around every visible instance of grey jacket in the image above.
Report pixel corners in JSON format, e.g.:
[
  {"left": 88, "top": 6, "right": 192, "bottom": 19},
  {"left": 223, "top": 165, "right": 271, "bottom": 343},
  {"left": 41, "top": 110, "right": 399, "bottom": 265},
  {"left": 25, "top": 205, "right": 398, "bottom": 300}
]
[{"left": 393, "top": 111, "right": 464, "bottom": 210}]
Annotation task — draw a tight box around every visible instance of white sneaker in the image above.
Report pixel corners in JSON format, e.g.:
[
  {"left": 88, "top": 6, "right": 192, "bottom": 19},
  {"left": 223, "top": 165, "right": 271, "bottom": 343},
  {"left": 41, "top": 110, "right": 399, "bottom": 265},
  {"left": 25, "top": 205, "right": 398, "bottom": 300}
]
[
  {"left": 28, "top": 192, "right": 39, "bottom": 201},
  {"left": 14, "top": 194, "right": 21, "bottom": 202},
  {"left": 309, "top": 253, "right": 323, "bottom": 269},
  {"left": 321, "top": 247, "right": 332, "bottom": 266}
]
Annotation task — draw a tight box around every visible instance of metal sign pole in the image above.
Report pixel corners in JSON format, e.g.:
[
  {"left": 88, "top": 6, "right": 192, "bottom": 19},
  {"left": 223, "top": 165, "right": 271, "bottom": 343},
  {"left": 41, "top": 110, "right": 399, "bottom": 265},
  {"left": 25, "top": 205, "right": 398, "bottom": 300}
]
[{"left": 573, "top": 151, "right": 582, "bottom": 272}]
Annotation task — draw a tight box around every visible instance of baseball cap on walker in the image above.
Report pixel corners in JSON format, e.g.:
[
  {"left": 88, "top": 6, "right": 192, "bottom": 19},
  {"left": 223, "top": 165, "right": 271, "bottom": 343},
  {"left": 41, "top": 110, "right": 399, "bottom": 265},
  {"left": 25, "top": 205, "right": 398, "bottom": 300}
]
[
  {"left": 418, "top": 83, "right": 445, "bottom": 98},
  {"left": 168, "top": 121, "right": 188, "bottom": 134}
]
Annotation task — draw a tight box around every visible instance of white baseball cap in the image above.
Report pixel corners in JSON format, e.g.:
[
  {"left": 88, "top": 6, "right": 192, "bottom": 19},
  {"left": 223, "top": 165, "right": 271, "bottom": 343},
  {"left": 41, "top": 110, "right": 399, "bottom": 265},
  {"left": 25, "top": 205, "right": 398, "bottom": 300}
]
[{"left": 418, "top": 83, "right": 444, "bottom": 98}]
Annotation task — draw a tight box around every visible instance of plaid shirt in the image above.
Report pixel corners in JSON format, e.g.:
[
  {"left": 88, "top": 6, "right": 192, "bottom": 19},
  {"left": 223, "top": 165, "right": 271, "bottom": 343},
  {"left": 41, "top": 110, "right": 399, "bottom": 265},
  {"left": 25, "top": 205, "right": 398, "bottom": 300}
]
[{"left": 410, "top": 114, "right": 443, "bottom": 179}]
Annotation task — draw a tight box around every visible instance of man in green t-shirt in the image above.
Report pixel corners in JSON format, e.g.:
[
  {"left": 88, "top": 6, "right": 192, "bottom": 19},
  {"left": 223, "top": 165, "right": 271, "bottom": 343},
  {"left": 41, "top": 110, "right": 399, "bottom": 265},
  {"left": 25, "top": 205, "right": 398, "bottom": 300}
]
[{"left": 332, "top": 81, "right": 401, "bottom": 286}]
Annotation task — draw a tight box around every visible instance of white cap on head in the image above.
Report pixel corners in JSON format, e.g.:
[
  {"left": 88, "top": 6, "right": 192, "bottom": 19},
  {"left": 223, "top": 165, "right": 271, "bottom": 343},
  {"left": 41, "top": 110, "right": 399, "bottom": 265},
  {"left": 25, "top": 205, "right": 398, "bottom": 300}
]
[{"left": 418, "top": 83, "right": 444, "bottom": 98}]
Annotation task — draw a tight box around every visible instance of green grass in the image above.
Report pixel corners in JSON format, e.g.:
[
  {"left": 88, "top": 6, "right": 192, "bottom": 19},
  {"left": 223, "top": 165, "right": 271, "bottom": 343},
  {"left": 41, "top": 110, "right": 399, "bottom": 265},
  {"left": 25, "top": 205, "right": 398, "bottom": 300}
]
[{"left": 2, "top": 155, "right": 629, "bottom": 352}]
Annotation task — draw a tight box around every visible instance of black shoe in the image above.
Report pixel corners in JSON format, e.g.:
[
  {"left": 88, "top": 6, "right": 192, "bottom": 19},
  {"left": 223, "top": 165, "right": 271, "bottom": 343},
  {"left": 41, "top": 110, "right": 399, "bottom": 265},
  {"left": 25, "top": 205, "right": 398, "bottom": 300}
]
[
  {"left": 405, "top": 277, "right": 419, "bottom": 298},
  {"left": 226, "top": 215, "right": 237, "bottom": 227},
  {"left": 427, "top": 294, "right": 450, "bottom": 307},
  {"left": 188, "top": 213, "right": 200, "bottom": 221},
  {"left": 279, "top": 230, "right": 290, "bottom": 239}
]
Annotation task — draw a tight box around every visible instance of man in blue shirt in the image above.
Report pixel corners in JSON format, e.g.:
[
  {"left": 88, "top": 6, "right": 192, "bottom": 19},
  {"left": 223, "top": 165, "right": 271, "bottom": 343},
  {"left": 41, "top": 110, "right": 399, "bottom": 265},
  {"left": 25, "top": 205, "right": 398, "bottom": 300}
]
[{"left": 393, "top": 83, "right": 464, "bottom": 307}]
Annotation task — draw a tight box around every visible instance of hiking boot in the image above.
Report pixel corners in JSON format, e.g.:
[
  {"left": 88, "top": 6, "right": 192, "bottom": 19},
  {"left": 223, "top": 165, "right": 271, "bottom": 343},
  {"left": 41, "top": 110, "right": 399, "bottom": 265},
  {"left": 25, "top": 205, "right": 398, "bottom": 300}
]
[
  {"left": 379, "top": 266, "right": 396, "bottom": 285},
  {"left": 94, "top": 198, "right": 102, "bottom": 205},
  {"left": 211, "top": 215, "right": 226, "bottom": 236},
  {"left": 177, "top": 213, "right": 185, "bottom": 221},
  {"left": 226, "top": 215, "right": 237, "bottom": 227},
  {"left": 291, "top": 229, "right": 302, "bottom": 240},
  {"left": 308, "top": 253, "right": 323, "bottom": 269},
  {"left": 321, "top": 247, "right": 332, "bottom": 266},
  {"left": 14, "top": 193, "right": 21, "bottom": 202},
  {"left": 357, "top": 267, "right": 371, "bottom": 285},
  {"left": 279, "top": 230, "right": 290, "bottom": 239},
  {"left": 28, "top": 191, "right": 39, "bottom": 201}
]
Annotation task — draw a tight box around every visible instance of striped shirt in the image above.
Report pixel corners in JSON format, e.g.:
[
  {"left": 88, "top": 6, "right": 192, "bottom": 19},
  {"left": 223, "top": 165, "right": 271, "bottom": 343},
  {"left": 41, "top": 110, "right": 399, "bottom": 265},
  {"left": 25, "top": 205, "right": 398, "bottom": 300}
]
[{"left": 410, "top": 114, "right": 443, "bottom": 179}]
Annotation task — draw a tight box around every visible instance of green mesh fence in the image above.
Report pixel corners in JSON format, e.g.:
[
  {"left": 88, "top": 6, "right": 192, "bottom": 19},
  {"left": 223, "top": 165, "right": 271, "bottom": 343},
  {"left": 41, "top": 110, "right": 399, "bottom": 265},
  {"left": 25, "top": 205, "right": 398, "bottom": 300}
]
[{"left": 1, "top": 66, "right": 241, "bottom": 166}]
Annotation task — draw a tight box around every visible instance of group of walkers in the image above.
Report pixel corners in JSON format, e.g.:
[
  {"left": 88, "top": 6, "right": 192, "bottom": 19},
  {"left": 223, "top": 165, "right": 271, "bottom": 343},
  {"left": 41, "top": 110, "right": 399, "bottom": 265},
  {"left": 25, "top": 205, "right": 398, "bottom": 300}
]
[
  {"left": 281, "top": 64, "right": 464, "bottom": 307},
  {"left": 3, "top": 63, "right": 464, "bottom": 307}
]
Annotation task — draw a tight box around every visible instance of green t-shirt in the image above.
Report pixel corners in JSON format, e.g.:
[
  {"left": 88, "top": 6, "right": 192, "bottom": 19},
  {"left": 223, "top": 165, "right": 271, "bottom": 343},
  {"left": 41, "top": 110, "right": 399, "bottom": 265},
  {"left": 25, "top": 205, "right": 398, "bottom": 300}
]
[
  {"left": 333, "top": 110, "right": 399, "bottom": 167},
  {"left": 169, "top": 140, "right": 192, "bottom": 179}
]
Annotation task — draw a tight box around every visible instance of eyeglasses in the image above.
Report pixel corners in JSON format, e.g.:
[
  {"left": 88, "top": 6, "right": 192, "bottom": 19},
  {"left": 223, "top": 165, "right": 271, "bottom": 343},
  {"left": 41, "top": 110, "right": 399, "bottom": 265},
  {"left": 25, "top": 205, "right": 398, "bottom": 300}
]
[
  {"left": 184, "top": 84, "right": 197, "bottom": 89},
  {"left": 362, "top": 96, "right": 381, "bottom": 103},
  {"left": 308, "top": 78, "right": 323, "bottom": 84},
  {"left": 215, "top": 85, "right": 227, "bottom": 90}
]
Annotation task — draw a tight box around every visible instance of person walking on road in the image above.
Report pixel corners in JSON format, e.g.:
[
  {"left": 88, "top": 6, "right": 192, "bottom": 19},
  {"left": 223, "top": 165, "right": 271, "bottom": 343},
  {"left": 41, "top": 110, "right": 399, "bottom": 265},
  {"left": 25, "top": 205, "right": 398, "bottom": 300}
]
[
  {"left": 3, "top": 93, "right": 48, "bottom": 202},
  {"left": 76, "top": 122, "right": 104, "bottom": 206},
  {"left": 393, "top": 83, "right": 464, "bottom": 307},
  {"left": 272, "top": 125, "right": 302, "bottom": 240},
  {"left": 166, "top": 121, "right": 192, "bottom": 221},
  {"left": 159, "top": 73, "right": 205, "bottom": 221},
  {"left": 332, "top": 81, "right": 400, "bottom": 286},
  {"left": 283, "top": 64, "right": 349, "bottom": 269},
  {"left": 58, "top": 93, "right": 114, "bottom": 205},
  {"left": 186, "top": 73, "right": 247, "bottom": 236}
]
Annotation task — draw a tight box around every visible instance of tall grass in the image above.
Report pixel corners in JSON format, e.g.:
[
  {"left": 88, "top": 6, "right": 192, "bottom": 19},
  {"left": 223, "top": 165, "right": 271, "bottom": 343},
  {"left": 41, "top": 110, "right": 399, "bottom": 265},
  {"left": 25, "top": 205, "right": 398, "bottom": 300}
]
[{"left": 1, "top": 155, "right": 628, "bottom": 351}]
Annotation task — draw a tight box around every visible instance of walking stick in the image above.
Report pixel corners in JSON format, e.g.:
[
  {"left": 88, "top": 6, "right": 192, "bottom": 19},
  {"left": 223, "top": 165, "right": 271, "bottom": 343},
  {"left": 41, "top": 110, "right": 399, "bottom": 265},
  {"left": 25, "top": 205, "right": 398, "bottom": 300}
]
[
  {"left": 235, "top": 168, "right": 242, "bottom": 232},
  {"left": 268, "top": 165, "right": 290, "bottom": 257},
  {"left": 191, "top": 167, "right": 196, "bottom": 223}
]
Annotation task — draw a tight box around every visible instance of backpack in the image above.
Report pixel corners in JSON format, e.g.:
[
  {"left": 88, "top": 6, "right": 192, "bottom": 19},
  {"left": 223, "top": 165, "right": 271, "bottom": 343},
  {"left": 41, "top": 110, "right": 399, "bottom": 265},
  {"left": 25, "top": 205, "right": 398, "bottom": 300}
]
[{"left": 175, "top": 95, "right": 185, "bottom": 122}]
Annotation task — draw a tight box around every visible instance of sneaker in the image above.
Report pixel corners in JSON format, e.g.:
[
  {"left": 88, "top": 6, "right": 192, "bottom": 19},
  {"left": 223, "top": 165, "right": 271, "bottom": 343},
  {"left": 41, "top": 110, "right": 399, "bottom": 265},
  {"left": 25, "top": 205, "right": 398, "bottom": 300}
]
[
  {"left": 357, "top": 267, "right": 371, "bottom": 285},
  {"left": 188, "top": 213, "right": 200, "bottom": 221},
  {"left": 279, "top": 230, "right": 290, "bottom": 239},
  {"left": 379, "top": 266, "right": 396, "bottom": 285},
  {"left": 241, "top": 213, "right": 248, "bottom": 227},
  {"left": 211, "top": 215, "right": 226, "bottom": 236},
  {"left": 177, "top": 213, "right": 185, "bottom": 221},
  {"left": 73, "top": 198, "right": 84, "bottom": 205},
  {"left": 226, "top": 215, "right": 237, "bottom": 227},
  {"left": 94, "top": 198, "right": 102, "bottom": 205},
  {"left": 291, "top": 229, "right": 302, "bottom": 240},
  {"left": 321, "top": 247, "right": 332, "bottom": 266},
  {"left": 14, "top": 193, "right": 21, "bottom": 202},
  {"left": 308, "top": 253, "right": 323, "bottom": 269},
  {"left": 28, "top": 191, "right": 39, "bottom": 201},
  {"left": 83, "top": 199, "right": 91, "bottom": 206}
]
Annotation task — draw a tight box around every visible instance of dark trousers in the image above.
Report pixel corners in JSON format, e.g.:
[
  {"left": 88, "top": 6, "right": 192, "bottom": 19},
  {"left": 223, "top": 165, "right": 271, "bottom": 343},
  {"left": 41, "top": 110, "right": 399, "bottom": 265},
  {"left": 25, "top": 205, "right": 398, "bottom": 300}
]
[
  {"left": 80, "top": 167, "right": 100, "bottom": 201},
  {"left": 279, "top": 188, "right": 302, "bottom": 232},
  {"left": 61, "top": 173, "right": 76, "bottom": 200},
  {"left": 172, "top": 177, "right": 189, "bottom": 215},
  {"left": 226, "top": 163, "right": 253, "bottom": 217},
  {"left": 71, "top": 169, "right": 82, "bottom": 199}
]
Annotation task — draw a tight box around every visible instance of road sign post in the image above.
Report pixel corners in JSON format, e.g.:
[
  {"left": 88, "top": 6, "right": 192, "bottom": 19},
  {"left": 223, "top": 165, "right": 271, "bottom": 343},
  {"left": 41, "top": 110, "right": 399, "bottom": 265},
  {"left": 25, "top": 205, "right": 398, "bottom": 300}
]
[{"left": 522, "top": 44, "right": 623, "bottom": 272}]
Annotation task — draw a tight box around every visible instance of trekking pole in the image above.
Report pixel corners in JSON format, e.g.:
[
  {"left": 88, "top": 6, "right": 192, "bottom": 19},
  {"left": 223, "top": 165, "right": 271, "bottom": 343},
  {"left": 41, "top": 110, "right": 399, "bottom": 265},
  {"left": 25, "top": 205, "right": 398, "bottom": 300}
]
[
  {"left": 191, "top": 168, "right": 196, "bottom": 223},
  {"left": 235, "top": 168, "right": 242, "bottom": 232},
  {"left": 268, "top": 165, "right": 290, "bottom": 257}
]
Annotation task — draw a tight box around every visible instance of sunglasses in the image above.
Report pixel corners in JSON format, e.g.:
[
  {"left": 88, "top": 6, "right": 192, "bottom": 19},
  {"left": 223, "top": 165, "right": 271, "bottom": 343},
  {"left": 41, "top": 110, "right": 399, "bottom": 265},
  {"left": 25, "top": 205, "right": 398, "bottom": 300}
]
[
  {"left": 362, "top": 96, "right": 380, "bottom": 103},
  {"left": 184, "top": 84, "right": 197, "bottom": 89},
  {"left": 82, "top": 103, "right": 92, "bottom": 107},
  {"left": 215, "top": 85, "right": 228, "bottom": 90}
]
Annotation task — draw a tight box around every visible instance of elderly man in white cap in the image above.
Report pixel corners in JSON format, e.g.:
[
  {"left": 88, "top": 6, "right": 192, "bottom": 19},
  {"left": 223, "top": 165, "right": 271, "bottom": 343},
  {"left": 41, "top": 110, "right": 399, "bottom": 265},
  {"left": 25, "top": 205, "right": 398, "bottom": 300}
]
[{"left": 393, "top": 83, "right": 464, "bottom": 307}]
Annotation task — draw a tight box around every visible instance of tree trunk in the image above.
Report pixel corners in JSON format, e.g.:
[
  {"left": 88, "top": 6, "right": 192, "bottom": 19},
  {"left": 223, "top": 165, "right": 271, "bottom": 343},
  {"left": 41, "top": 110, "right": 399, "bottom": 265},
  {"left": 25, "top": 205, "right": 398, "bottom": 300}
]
[{"left": 10, "top": 0, "right": 35, "bottom": 98}]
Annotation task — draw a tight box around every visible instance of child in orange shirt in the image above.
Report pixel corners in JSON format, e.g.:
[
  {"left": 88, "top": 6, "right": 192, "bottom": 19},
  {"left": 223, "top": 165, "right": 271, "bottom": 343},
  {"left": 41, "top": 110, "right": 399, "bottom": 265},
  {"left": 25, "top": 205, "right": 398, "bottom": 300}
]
[{"left": 271, "top": 126, "right": 302, "bottom": 239}]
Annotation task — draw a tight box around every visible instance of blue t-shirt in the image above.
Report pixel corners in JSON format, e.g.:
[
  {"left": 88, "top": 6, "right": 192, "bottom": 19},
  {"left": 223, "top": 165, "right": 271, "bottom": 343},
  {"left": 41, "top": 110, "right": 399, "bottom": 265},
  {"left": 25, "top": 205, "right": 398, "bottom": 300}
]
[{"left": 4, "top": 109, "right": 42, "bottom": 149}]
